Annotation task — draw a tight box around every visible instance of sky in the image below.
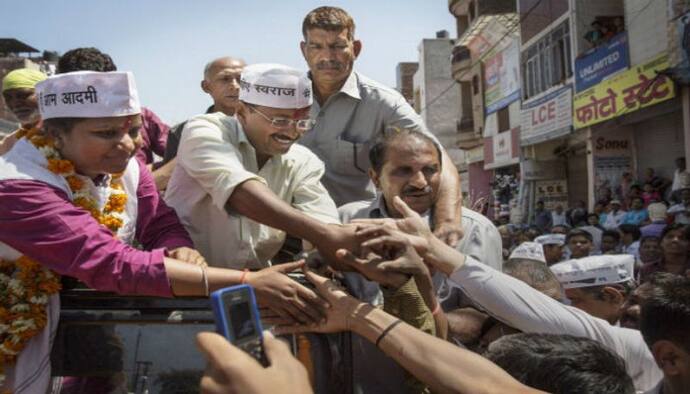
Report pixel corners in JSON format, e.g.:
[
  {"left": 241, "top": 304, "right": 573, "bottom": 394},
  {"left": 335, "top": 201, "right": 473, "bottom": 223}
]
[{"left": 2, "top": 1, "right": 456, "bottom": 124}]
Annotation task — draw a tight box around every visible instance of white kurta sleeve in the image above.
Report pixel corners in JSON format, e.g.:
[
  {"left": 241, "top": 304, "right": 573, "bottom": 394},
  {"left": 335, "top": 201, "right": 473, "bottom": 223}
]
[
  {"left": 177, "top": 116, "right": 265, "bottom": 212},
  {"left": 290, "top": 149, "right": 340, "bottom": 224},
  {"left": 448, "top": 256, "right": 662, "bottom": 392}
]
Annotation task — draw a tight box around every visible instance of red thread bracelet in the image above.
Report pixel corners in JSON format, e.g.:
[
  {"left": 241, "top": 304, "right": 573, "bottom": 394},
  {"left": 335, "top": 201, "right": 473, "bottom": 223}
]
[
  {"left": 431, "top": 301, "right": 442, "bottom": 316},
  {"left": 240, "top": 268, "right": 249, "bottom": 284}
]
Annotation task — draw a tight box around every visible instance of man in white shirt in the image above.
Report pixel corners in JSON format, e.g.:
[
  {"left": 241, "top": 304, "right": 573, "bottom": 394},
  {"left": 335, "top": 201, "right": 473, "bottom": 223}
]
[
  {"left": 604, "top": 199, "right": 627, "bottom": 229},
  {"left": 551, "top": 204, "right": 567, "bottom": 227},
  {"left": 550, "top": 255, "right": 637, "bottom": 325},
  {"left": 670, "top": 157, "right": 687, "bottom": 200},
  {"left": 668, "top": 188, "right": 690, "bottom": 225},
  {"left": 534, "top": 233, "right": 566, "bottom": 265},
  {"left": 166, "top": 64, "right": 357, "bottom": 269}
]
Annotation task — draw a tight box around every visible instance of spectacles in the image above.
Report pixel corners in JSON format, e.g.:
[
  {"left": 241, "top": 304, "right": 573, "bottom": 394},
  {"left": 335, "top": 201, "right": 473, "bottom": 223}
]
[{"left": 248, "top": 105, "right": 315, "bottom": 132}]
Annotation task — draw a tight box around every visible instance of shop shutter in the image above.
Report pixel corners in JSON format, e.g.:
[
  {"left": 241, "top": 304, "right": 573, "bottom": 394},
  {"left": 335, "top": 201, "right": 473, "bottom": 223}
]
[
  {"left": 567, "top": 151, "right": 588, "bottom": 207},
  {"left": 633, "top": 112, "right": 684, "bottom": 181}
]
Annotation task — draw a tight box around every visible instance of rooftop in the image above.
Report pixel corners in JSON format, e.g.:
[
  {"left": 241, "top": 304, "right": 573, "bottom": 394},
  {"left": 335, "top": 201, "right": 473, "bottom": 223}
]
[{"left": 0, "top": 38, "right": 39, "bottom": 55}]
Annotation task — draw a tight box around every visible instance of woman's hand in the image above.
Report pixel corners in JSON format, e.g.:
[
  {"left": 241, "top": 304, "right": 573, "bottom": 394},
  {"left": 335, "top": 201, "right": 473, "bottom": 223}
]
[
  {"left": 272, "top": 269, "right": 369, "bottom": 336},
  {"left": 247, "top": 261, "right": 329, "bottom": 326}
]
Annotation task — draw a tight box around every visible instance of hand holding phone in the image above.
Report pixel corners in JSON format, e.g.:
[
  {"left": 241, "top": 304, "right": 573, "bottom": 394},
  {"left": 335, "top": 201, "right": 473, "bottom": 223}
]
[{"left": 211, "top": 284, "right": 269, "bottom": 367}]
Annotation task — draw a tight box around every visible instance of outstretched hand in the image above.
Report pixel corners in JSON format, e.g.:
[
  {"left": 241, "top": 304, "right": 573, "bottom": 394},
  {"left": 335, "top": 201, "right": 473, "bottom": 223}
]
[
  {"left": 246, "top": 261, "right": 330, "bottom": 326},
  {"left": 272, "top": 269, "right": 370, "bottom": 336}
]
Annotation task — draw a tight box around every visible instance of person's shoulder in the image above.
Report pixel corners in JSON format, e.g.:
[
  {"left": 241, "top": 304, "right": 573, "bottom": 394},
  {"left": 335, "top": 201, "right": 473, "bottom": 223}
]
[
  {"left": 286, "top": 143, "right": 323, "bottom": 165},
  {"left": 338, "top": 199, "right": 376, "bottom": 223},
  {"left": 185, "top": 112, "right": 239, "bottom": 134},
  {"left": 355, "top": 72, "right": 407, "bottom": 103},
  {"left": 462, "top": 207, "right": 495, "bottom": 228}
]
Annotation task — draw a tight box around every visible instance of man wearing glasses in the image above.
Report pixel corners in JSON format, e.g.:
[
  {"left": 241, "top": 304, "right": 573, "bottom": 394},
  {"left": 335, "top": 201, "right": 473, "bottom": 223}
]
[{"left": 165, "top": 64, "right": 357, "bottom": 275}]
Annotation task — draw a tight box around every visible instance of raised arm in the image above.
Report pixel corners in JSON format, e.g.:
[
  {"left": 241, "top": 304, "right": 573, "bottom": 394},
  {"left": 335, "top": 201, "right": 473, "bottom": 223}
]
[{"left": 277, "top": 270, "right": 542, "bottom": 394}]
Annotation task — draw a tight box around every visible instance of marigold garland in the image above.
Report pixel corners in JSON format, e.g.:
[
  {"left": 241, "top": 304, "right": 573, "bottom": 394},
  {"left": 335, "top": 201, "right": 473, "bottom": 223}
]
[{"left": 0, "top": 127, "right": 127, "bottom": 390}]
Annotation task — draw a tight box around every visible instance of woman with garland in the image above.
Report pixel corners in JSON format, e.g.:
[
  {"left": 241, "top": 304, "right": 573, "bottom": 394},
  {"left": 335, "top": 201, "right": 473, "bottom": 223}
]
[{"left": 0, "top": 71, "right": 326, "bottom": 393}]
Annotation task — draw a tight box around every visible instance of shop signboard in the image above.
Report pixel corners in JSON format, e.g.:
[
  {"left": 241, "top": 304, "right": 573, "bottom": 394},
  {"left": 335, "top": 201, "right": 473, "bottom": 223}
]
[
  {"left": 573, "top": 54, "right": 675, "bottom": 129},
  {"left": 535, "top": 180, "right": 569, "bottom": 210},
  {"left": 484, "top": 128, "right": 520, "bottom": 170},
  {"left": 522, "top": 159, "right": 566, "bottom": 181},
  {"left": 575, "top": 32, "right": 629, "bottom": 92},
  {"left": 520, "top": 86, "right": 572, "bottom": 145},
  {"left": 592, "top": 130, "right": 634, "bottom": 202},
  {"left": 484, "top": 38, "right": 521, "bottom": 114}
]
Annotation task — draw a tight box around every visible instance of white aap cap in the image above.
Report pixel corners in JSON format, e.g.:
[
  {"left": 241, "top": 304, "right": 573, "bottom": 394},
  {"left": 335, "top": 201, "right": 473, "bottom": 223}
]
[
  {"left": 239, "top": 63, "right": 312, "bottom": 109},
  {"left": 509, "top": 242, "right": 546, "bottom": 264},
  {"left": 550, "top": 254, "right": 635, "bottom": 289},
  {"left": 535, "top": 233, "right": 566, "bottom": 246},
  {"left": 36, "top": 71, "right": 140, "bottom": 120}
]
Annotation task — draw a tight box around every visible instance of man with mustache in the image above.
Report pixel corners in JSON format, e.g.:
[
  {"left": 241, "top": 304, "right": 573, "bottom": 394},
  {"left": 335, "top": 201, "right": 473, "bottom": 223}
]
[
  {"left": 338, "top": 128, "right": 502, "bottom": 394},
  {"left": 0, "top": 68, "right": 46, "bottom": 155},
  {"left": 165, "top": 64, "right": 358, "bottom": 324},
  {"left": 298, "top": 6, "right": 463, "bottom": 246}
]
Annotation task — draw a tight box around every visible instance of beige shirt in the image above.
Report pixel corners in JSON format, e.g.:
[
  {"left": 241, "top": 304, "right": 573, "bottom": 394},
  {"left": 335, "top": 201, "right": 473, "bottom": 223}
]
[
  {"left": 165, "top": 112, "right": 339, "bottom": 269},
  {"left": 300, "top": 71, "right": 435, "bottom": 206}
]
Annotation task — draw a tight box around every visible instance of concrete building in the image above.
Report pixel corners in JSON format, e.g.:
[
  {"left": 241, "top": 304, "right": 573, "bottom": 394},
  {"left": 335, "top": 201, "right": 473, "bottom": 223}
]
[
  {"left": 411, "top": 30, "right": 468, "bottom": 189},
  {"left": 395, "top": 62, "right": 418, "bottom": 106}
]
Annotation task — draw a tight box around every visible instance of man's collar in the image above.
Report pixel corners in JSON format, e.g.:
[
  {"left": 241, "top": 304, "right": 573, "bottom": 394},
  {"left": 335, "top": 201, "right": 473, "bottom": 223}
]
[
  {"left": 206, "top": 105, "right": 215, "bottom": 114},
  {"left": 309, "top": 71, "right": 361, "bottom": 101}
]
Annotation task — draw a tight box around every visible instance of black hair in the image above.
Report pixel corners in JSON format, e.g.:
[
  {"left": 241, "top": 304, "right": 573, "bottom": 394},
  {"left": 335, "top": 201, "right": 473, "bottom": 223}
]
[
  {"left": 602, "top": 229, "right": 621, "bottom": 242},
  {"left": 580, "top": 279, "right": 637, "bottom": 301},
  {"left": 57, "top": 47, "right": 117, "bottom": 74},
  {"left": 368, "top": 127, "right": 442, "bottom": 173},
  {"left": 661, "top": 223, "right": 689, "bottom": 240},
  {"left": 485, "top": 333, "right": 634, "bottom": 394},
  {"left": 41, "top": 117, "right": 82, "bottom": 134},
  {"left": 639, "top": 235, "right": 660, "bottom": 247},
  {"left": 566, "top": 228, "right": 593, "bottom": 243},
  {"left": 618, "top": 224, "right": 641, "bottom": 241},
  {"left": 640, "top": 273, "right": 690, "bottom": 352}
]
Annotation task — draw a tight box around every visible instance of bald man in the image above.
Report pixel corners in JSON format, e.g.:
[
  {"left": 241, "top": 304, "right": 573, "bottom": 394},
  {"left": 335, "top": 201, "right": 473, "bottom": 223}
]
[{"left": 163, "top": 57, "right": 246, "bottom": 164}]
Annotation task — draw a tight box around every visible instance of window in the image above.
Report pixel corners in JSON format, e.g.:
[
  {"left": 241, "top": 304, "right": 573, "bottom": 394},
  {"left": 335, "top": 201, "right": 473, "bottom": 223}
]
[
  {"left": 497, "top": 107, "right": 510, "bottom": 132},
  {"left": 521, "top": 20, "right": 572, "bottom": 99},
  {"left": 472, "top": 75, "right": 480, "bottom": 95}
]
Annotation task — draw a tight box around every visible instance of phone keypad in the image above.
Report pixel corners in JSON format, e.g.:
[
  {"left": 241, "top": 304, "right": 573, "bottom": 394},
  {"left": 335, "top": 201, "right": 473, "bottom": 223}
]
[{"left": 244, "top": 339, "right": 268, "bottom": 366}]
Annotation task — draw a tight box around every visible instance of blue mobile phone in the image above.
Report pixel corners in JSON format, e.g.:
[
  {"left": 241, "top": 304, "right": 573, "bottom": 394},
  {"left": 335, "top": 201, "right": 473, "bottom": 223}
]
[{"left": 210, "top": 284, "right": 269, "bottom": 367}]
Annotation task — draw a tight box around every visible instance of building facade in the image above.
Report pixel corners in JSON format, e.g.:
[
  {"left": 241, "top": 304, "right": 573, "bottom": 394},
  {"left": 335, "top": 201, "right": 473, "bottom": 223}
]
[
  {"left": 449, "top": 0, "right": 690, "bottom": 224},
  {"left": 449, "top": 0, "right": 521, "bottom": 219}
]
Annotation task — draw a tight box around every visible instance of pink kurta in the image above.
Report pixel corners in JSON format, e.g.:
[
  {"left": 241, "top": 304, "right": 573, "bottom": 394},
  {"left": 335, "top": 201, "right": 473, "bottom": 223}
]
[
  {"left": 0, "top": 159, "right": 191, "bottom": 297},
  {"left": 0, "top": 138, "right": 194, "bottom": 393}
]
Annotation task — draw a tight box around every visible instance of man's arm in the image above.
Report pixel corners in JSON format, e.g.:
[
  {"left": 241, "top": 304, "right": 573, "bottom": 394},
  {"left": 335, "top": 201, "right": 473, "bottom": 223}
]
[
  {"left": 177, "top": 116, "right": 357, "bottom": 266},
  {"left": 433, "top": 150, "right": 463, "bottom": 246},
  {"left": 277, "top": 270, "right": 542, "bottom": 394}
]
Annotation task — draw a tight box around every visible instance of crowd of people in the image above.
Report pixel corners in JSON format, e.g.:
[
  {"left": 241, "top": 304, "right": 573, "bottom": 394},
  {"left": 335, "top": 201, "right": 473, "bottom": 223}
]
[{"left": 0, "top": 6, "right": 688, "bottom": 394}]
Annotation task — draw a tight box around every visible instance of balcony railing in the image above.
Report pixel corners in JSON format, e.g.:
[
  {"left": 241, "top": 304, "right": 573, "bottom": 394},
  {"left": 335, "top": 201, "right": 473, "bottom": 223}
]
[
  {"left": 451, "top": 45, "right": 472, "bottom": 80},
  {"left": 457, "top": 117, "right": 482, "bottom": 149}
]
